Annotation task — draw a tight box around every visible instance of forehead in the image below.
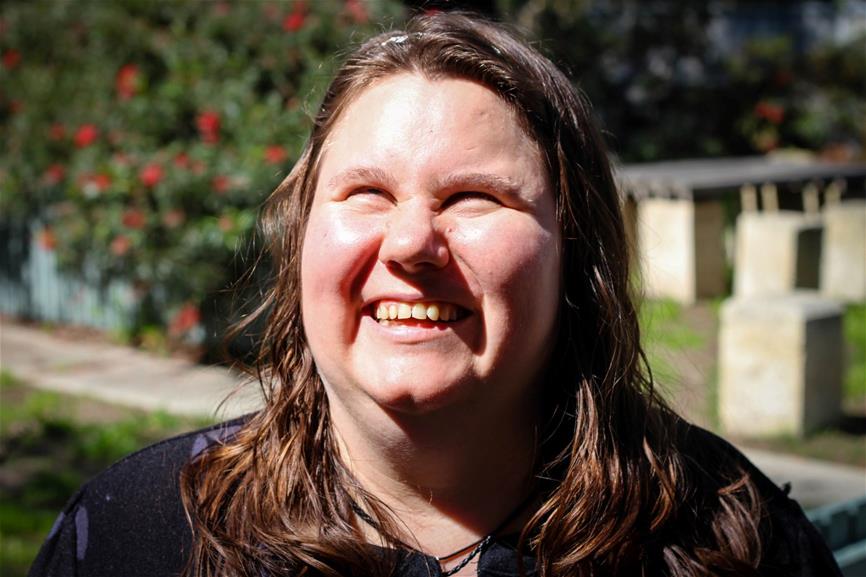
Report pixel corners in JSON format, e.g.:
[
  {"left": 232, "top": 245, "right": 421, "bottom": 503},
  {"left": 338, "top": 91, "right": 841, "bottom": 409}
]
[
  {"left": 331, "top": 72, "right": 526, "bottom": 133},
  {"left": 317, "top": 73, "right": 546, "bottom": 195}
]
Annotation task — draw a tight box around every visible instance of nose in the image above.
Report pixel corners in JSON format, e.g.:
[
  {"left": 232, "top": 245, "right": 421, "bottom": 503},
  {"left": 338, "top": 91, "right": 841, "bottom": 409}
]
[{"left": 379, "top": 201, "right": 450, "bottom": 273}]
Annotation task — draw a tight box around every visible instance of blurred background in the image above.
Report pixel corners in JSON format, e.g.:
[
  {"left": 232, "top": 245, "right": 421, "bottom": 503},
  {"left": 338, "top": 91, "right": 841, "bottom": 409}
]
[{"left": 1, "top": 0, "right": 864, "bottom": 575}]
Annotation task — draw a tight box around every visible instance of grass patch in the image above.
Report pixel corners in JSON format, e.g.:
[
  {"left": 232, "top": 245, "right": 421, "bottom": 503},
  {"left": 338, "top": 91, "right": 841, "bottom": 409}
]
[
  {"left": 704, "top": 365, "right": 721, "bottom": 431},
  {"left": 844, "top": 304, "right": 866, "bottom": 400},
  {"left": 0, "top": 372, "right": 213, "bottom": 577},
  {"left": 639, "top": 299, "right": 706, "bottom": 351},
  {"left": 639, "top": 299, "right": 707, "bottom": 389}
]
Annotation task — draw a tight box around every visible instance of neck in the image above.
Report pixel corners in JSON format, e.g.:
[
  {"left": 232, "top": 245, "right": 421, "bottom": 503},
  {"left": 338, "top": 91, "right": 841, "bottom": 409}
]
[{"left": 329, "top": 390, "right": 539, "bottom": 558}]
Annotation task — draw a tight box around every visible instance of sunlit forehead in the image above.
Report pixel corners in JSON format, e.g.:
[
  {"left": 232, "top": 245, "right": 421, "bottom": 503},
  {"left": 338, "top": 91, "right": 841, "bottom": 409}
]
[{"left": 317, "top": 73, "right": 549, "bottom": 206}]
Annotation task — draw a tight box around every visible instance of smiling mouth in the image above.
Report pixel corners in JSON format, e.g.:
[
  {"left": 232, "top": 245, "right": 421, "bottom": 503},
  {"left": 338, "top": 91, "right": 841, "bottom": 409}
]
[{"left": 372, "top": 300, "right": 468, "bottom": 325}]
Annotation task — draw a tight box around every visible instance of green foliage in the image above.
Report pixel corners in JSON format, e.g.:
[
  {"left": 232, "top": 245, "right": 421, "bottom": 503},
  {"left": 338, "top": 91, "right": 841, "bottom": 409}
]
[
  {"left": 639, "top": 299, "right": 705, "bottom": 351},
  {"left": 0, "top": 506, "right": 56, "bottom": 577},
  {"left": 0, "top": 369, "right": 21, "bottom": 388},
  {"left": 0, "top": 376, "right": 212, "bottom": 576},
  {"left": 0, "top": 0, "right": 404, "bottom": 341},
  {"left": 2, "top": 0, "right": 862, "bottom": 346},
  {"left": 844, "top": 304, "right": 866, "bottom": 399},
  {"left": 638, "top": 298, "right": 705, "bottom": 391},
  {"left": 727, "top": 34, "right": 866, "bottom": 154},
  {"left": 497, "top": 0, "right": 866, "bottom": 161}
]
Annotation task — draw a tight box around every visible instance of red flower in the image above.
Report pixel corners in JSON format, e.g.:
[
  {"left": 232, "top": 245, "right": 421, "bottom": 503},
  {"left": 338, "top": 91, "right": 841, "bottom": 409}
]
[
  {"left": 93, "top": 173, "right": 112, "bottom": 191},
  {"left": 74, "top": 124, "right": 99, "bottom": 148},
  {"left": 110, "top": 235, "right": 131, "bottom": 257},
  {"left": 43, "top": 164, "right": 66, "bottom": 185},
  {"left": 2, "top": 49, "right": 20, "bottom": 70},
  {"left": 139, "top": 163, "right": 163, "bottom": 187},
  {"left": 37, "top": 228, "right": 57, "bottom": 251},
  {"left": 196, "top": 110, "right": 221, "bottom": 143},
  {"left": 121, "top": 208, "right": 146, "bottom": 230},
  {"left": 9, "top": 100, "right": 22, "bottom": 114},
  {"left": 264, "top": 145, "right": 287, "bottom": 165},
  {"left": 173, "top": 152, "right": 190, "bottom": 169},
  {"left": 282, "top": 3, "right": 306, "bottom": 32},
  {"left": 116, "top": 64, "right": 140, "bottom": 100},
  {"left": 754, "top": 101, "right": 785, "bottom": 125},
  {"left": 49, "top": 123, "right": 66, "bottom": 141},
  {"left": 212, "top": 175, "right": 230, "bottom": 194},
  {"left": 169, "top": 303, "right": 201, "bottom": 336},
  {"left": 80, "top": 172, "right": 112, "bottom": 194},
  {"left": 345, "top": 0, "right": 368, "bottom": 23}
]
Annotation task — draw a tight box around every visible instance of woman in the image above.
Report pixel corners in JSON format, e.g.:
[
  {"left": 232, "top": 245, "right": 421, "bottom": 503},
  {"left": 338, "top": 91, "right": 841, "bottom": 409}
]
[{"left": 31, "top": 12, "right": 840, "bottom": 577}]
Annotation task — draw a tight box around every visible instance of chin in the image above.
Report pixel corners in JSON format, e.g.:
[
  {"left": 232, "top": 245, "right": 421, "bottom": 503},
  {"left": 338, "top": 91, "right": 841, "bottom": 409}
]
[{"left": 367, "top": 374, "right": 480, "bottom": 416}]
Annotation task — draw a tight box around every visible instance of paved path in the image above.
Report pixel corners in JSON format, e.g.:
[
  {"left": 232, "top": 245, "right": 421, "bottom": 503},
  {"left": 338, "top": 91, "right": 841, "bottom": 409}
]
[
  {"left": 1, "top": 321, "right": 260, "bottom": 419},
  {"left": 1, "top": 320, "right": 863, "bottom": 508},
  {"left": 740, "top": 447, "right": 865, "bottom": 509}
]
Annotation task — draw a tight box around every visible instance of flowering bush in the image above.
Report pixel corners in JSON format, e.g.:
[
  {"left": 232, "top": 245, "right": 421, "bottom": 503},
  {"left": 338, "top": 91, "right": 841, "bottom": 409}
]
[
  {"left": 504, "top": 1, "right": 865, "bottom": 161},
  {"left": 4, "top": 0, "right": 862, "bottom": 347},
  {"left": 0, "top": 0, "right": 403, "bottom": 345},
  {"left": 727, "top": 35, "right": 866, "bottom": 156}
]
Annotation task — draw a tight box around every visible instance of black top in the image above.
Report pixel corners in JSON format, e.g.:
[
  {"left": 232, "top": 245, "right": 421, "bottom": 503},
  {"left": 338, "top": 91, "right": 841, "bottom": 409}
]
[{"left": 28, "top": 419, "right": 842, "bottom": 577}]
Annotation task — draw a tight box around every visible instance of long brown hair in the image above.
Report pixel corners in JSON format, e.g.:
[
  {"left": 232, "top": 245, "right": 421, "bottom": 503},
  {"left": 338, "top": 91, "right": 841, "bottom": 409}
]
[{"left": 181, "top": 12, "right": 763, "bottom": 577}]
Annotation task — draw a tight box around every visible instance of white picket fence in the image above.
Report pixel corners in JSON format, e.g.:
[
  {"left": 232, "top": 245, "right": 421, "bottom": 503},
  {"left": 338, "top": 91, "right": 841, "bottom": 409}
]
[{"left": 0, "top": 221, "right": 136, "bottom": 331}]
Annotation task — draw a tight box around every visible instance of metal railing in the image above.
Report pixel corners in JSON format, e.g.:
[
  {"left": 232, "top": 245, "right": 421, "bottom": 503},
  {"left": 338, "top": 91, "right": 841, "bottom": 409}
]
[{"left": 808, "top": 495, "right": 866, "bottom": 576}]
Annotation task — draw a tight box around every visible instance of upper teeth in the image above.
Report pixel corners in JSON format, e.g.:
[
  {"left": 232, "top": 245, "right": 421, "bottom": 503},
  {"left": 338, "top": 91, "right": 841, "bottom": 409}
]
[{"left": 374, "top": 301, "right": 460, "bottom": 322}]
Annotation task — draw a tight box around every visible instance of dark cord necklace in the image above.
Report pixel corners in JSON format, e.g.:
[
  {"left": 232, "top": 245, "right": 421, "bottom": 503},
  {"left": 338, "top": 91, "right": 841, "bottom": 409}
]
[{"left": 351, "top": 492, "right": 534, "bottom": 577}]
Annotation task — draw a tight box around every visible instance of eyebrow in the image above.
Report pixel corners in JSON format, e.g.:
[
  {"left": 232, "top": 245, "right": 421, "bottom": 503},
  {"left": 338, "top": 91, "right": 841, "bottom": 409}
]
[
  {"left": 327, "top": 166, "right": 397, "bottom": 191},
  {"left": 435, "top": 172, "right": 523, "bottom": 198},
  {"left": 327, "top": 167, "right": 524, "bottom": 199}
]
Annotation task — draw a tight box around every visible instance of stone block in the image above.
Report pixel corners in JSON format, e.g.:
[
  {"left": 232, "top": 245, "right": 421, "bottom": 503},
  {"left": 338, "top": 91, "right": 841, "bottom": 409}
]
[
  {"left": 821, "top": 200, "right": 866, "bottom": 303},
  {"left": 637, "top": 198, "right": 725, "bottom": 303},
  {"left": 718, "top": 293, "right": 843, "bottom": 437},
  {"left": 734, "top": 211, "right": 823, "bottom": 297}
]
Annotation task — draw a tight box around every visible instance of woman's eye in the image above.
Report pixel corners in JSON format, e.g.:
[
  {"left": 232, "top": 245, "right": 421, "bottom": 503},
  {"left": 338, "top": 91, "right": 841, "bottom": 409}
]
[
  {"left": 347, "top": 187, "right": 392, "bottom": 202},
  {"left": 352, "top": 187, "right": 383, "bottom": 196},
  {"left": 443, "top": 191, "right": 500, "bottom": 208}
]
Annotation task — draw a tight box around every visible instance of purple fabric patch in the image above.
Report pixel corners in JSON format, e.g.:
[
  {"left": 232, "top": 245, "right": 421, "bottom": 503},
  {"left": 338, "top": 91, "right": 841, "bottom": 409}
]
[
  {"left": 75, "top": 506, "right": 89, "bottom": 561},
  {"left": 190, "top": 423, "right": 242, "bottom": 458},
  {"left": 190, "top": 434, "right": 209, "bottom": 458},
  {"left": 46, "top": 511, "right": 65, "bottom": 540}
]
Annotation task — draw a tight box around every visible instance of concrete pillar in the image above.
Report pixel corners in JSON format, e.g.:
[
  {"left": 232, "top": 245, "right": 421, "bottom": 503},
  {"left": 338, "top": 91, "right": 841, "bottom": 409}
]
[
  {"left": 734, "top": 211, "right": 823, "bottom": 297},
  {"left": 637, "top": 198, "right": 726, "bottom": 303},
  {"left": 821, "top": 200, "right": 866, "bottom": 303},
  {"left": 719, "top": 293, "right": 843, "bottom": 437}
]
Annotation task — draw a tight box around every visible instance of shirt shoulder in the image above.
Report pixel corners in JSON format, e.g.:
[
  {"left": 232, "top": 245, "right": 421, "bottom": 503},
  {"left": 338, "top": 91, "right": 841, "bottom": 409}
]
[
  {"left": 680, "top": 424, "right": 843, "bottom": 577},
  {"left": 28, "top": 417, "right": 247, "bottom": 577}
]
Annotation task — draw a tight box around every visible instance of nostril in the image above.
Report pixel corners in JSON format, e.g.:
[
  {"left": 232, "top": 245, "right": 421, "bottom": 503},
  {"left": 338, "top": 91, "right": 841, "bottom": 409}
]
[{"left": 379, "top": 211, "right": 450, "bottom": 271}]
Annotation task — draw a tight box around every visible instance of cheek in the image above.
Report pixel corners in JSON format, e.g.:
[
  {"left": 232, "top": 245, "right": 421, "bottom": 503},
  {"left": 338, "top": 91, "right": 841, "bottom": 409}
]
[
  {"left": 456, "top": 218, "right": 559, "bottom": 302},
  {"left": 466, "top": 220, "right": 560, "bottom": 352},
  {"left": 301, "top": 207, "right": 382, "bottom": 304}
]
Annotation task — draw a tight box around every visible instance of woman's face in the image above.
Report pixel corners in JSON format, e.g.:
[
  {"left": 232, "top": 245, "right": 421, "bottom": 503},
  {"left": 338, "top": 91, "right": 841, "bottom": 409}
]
[{"left": 301, "top": 73, "right": 560, "bottom": 417}]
